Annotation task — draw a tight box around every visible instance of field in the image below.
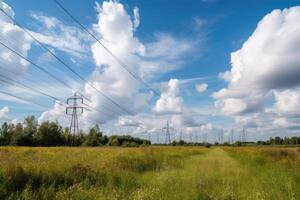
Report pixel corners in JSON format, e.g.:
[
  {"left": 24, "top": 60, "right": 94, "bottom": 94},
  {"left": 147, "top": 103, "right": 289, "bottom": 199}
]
[{"left": 0, "top": 146, "right": 300, "bottom": 200}]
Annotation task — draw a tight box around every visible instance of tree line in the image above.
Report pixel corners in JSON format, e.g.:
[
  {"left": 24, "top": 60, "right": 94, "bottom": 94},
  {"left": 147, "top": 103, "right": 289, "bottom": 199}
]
[
  {"left": 257, "top": 136, "right": 300, "bottom": 145},
  {"left": 0, "top": 116, "right": 150, "bottom": 147}
]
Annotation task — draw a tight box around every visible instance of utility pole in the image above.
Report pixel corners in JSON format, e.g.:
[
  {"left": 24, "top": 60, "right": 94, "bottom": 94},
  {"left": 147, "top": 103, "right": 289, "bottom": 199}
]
[
  {"left": 66, "top": 93, "right": 84, "bottom": 138},
  {"left": 162, "top": 120, "right": 174, "bottom": 144}
]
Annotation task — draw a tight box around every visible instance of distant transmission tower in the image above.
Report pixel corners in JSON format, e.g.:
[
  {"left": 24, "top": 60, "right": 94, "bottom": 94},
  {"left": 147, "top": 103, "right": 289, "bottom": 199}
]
[
  {"left": 195, "top": 131, "right": 199, "bottom": 143},
  {"left": 231, "top": 129, "right": 234, "bottom": 144},
  {"left": 179, "top": 130, "right": 183, "bottom": 141},
  {"left": 157, "top": 131, "right": 160, "bottom": 144},
  {"left": 202, "top": 131, "right": 207, "bottom": 143},
  {"left": 66, "top": 93, "right": 84, "bottom": 137},
  {"left": 220, "top": 128, "right": 224, "bottom": 144},
  {"left": 242, "top": 126, "right": 247, "bottom": 143},
  {"left": 162, "top": 120, "right": 174, "bottom": 144}
]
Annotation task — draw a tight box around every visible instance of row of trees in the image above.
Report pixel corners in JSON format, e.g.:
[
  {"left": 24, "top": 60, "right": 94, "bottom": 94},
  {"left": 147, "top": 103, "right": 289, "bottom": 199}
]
[
  {"left": 0, "top": 116, "right": 150, "bottom": 147},
  {"left": 169, "top": 137, "right": 300, "bottom": 147},
  {"left": 257, "top": 136, "right": 300, "bottom": 145}
]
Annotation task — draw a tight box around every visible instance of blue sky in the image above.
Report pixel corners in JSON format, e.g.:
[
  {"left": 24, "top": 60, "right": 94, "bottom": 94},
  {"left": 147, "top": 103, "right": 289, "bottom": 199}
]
[{"left": 1, "top": 0, "right": 300, "bottom": 142}]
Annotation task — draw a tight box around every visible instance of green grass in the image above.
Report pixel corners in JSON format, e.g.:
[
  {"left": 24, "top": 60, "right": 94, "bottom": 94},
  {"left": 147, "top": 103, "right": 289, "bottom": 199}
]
[{"left": 0, "top": 146, "right": 300, "bottom": 199}]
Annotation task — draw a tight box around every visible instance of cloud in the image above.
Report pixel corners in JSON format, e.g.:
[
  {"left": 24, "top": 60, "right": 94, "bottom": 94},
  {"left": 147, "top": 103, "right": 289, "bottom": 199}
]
[
  {"left": 193, "top": 17, "right": 205, "bottom": 30},
  {"left": 40, "top": 0, "right": 197, "bottom": 127},
  {"left": 0, "top": 1, "right": 32, "bottom": 80},
  {"left": 272, "top": 89, "right": 300, "bottom": 116},
  {"left": 117, "top": 116, "right": 141, "bottom": 127},
  {"left": 38, "top": 101, "right": 68, "bottom": 124},
  {"left": 29, "top": 12, "right": 91, "bottom": 58},
  {"left": 195, "top": 83, "right": 208, "bottom": 93},
  {"left": 143, "top": 33, "right": 195, "bottom": 76},
  {"left": 214, "top": 6, "right": 300, "bottom": 119},
  {"left": 201, "top": 0, "right": 217, "bottom": 3},
  {"left": 0, "top": 106, "right": 10, "bottom": 120},
  {"left": 133, "top": 7, "right": 140, "bottom": 30},
  {"left": 172, "top": 114, "right": 203, "bottom": 128},
  {"left": 153, "top": 79, "right": 184, "bottom": 115}
]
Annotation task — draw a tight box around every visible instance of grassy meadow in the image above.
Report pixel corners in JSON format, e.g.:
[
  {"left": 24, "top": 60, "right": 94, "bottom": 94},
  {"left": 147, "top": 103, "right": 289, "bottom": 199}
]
[{"left": 0, "top": 146, "right": 300, "bottom": 200}]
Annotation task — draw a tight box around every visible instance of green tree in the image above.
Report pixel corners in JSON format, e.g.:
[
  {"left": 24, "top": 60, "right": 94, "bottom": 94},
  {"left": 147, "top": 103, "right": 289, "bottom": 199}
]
[
  {"left": 10, "top": 123, "right": 27, "bottom": 145},
  {"left": 36, "top": 121, "right": 64, "bottom": 146},
  {"left": 0, "top": 122, "right": 11, "bottom": 145},
  {"left": 84, "top": 126, "right": 103, "bottom": 146}
]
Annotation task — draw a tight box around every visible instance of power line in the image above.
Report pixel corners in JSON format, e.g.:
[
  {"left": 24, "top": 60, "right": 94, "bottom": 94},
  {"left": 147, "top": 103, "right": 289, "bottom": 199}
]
[
  {"left": 0, "top": 74, "right": 64, "bottom": 103},
  {"left": 0, "top": 71, "right": 111, "bottom": 120},
  {"left": 0, "top": 88, "right": 108, "bottom": 128},
  {"left": 0, "top": 80, "right": 66, "bottom": 110},
  {"left": 83, "top": 102, "right": 116, "bottom": 119},
  {"left": 0, "top": 40, "right": 73, "bottom": 90},
  {"left": 0, "top": 69, "right": 124, "bottom": 128},
  {"left": 0, "top": 90, "right": 49, "bottom": 109},
  {"left": 0, "top": 7, "right": 133, "bottom": 116},
  {"left": 52, "top": 0, "right": 160, "bottom": 96}
]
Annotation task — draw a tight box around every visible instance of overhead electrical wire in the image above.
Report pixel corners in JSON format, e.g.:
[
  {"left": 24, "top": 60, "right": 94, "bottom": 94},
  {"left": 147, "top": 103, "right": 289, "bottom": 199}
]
[
  {"left": 0, "top": 74, "right": 65, "bottom": 104},
  {"left": 83, "top": 102, "right": 115, "bottom": 119},
  {"left": 0, "top": 62, "right": 119, "bottom": 117},
  {"left": 0, "top": 40, "right": 73, "bottom": 91},
  {"left": 0, "top": 83, "right": 112, "bottom": 126},
  {"left": 0, "top": 90, "right": 50, "bottom": 109},
  {"left": 0, "top": 38, "right": 122, "bottom": 120},
  {"left": 52, "top": 0, "right": 160, "bottom": 97},
  {"left": 0, "top": 69, "right": 119, "bottom": 121},
  {"left": 0, "top": 7, "right": 133, "bottom": 116}
]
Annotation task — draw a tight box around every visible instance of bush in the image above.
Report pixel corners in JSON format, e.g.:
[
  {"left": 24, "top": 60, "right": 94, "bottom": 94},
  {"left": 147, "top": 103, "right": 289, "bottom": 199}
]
[{"left": 205, "top": 143, "right": 211, "bottom": 148}]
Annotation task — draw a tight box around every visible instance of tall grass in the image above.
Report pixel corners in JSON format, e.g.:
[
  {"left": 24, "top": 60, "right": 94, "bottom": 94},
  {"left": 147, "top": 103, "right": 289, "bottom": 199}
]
[
  {"left": 225, "top": 147, "right": 300, "bottom": 200},
  {"left": 0, "top": 147, "right": 207, "bottom": 199},
  {"left": 1, "top": 146, "right": 300, "bottom": 199}
]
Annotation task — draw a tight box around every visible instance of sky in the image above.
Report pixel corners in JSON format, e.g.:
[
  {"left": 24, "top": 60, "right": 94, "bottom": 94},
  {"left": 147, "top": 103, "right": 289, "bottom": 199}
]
[{"left": 0, "top": 0, "right": 300, "bottom": 143}]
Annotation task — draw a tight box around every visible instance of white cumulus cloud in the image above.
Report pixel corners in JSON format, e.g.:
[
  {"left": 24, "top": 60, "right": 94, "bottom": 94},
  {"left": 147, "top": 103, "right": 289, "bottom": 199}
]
[
  {"left": 195, "top": 83, "right": 208, "bottom": 93},
  {"left": 0, "top": 0, "right": 32, "bottom": 80},
  {"left": 0, "top": 106, "right": 10, "bottom": 120},
  {"left": 153, "top": 79, "right": 183, "bottom": 115},
  {"left": 40, "top": 0, "right": 196, "bottom": 127},
  {"left": 214, "top": 6, "right": 300, "bottom": 119}
]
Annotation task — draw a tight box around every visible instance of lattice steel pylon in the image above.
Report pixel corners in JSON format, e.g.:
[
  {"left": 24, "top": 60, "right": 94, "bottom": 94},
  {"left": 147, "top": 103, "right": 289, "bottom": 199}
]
[
  {"left": 242, "top": 126, "right": 247, "bottom": 143},
  {"left": 179, "top": 130, "right": 183, "bottom": 141},
  {"left": 162, "top": 120, "right": 174, "bottom": 144},
  {"left": 66, "top": 93, "right": 84, "bottom": 137}
]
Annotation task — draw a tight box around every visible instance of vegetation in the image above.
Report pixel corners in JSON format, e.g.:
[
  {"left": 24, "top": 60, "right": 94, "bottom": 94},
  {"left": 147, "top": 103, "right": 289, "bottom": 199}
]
[
  {"left": 257, "top": 136, "right": 300, "bottom": 145},
  {"left": 0, "top": 116, "right": 150, "bottom": 147},
  {"left": 0, "top": 146, "right": 300, "bottom": 199}
]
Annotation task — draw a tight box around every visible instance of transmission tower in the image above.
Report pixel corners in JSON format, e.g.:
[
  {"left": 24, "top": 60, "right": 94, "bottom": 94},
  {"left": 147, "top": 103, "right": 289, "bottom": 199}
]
[
  {"left": 66, "top": 93, "right": 84, "bottom": 137},
  {"left": 231, "top": 129, "right": 234, "bottom": 144},
  {"left": 219, "top": 128, "right": 224, "bottom": 144},
  {"left": 202, "top": 131, "right": 207, "bottom": 143},
  {"left": 162, "top": 120, "right": 174, "bottom": 144},
  {"left": 242, "top": 126, "right": 247, "bottom": 143},
  {"left": 195, "top": 131, "right": 199, "bottom": 143},
  {"left": 156, "top": 131, "right": 160, "bottom": 144},
  {"left": 179, "top": 130, "right": 183, "bottom": 141}
]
